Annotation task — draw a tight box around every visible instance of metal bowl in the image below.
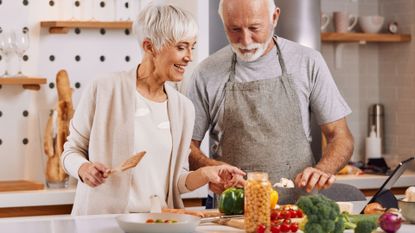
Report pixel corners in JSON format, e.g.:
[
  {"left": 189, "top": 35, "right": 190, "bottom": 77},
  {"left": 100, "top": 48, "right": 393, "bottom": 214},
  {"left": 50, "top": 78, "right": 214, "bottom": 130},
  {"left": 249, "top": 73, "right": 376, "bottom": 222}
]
[{"left": 398, "top": 199, "right": 415, "bottom": 223}]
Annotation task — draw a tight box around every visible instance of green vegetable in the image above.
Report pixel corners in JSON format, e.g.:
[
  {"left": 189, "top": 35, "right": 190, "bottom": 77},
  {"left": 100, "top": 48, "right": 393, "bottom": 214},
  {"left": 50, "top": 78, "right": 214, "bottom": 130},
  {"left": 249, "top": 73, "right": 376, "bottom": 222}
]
[
  {"left": 340, "top": 212, "right": 380, "bottom": 230},
  {"left": 296, "top": 195, "right": 344, "bottom": 233},
  {"left": 218, "top": 188, "right": 244, "bottom": 215},
  {"left": 354, "top": 220, "right": 378, "bottom": 233}
]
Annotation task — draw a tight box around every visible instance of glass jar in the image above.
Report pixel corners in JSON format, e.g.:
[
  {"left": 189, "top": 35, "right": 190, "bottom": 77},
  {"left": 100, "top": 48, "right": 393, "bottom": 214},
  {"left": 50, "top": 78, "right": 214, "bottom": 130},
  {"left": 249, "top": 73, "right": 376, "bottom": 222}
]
[{"left": 244, "top": 172, "right": 271, "bottom": 233}]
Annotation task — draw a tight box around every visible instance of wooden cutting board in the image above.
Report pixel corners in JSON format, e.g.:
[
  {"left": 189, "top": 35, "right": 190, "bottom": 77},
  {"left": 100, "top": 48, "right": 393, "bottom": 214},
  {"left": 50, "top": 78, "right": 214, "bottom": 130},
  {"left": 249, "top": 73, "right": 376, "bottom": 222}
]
[{"left": 0, "top": 180, "right": 44, "bottom": 192}]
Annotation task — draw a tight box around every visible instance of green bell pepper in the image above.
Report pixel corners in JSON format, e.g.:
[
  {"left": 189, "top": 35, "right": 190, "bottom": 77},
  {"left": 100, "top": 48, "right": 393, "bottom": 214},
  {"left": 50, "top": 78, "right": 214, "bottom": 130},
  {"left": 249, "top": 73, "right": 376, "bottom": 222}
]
[{"left": 219, "top": 188, "right": 244, "bottom": 215}]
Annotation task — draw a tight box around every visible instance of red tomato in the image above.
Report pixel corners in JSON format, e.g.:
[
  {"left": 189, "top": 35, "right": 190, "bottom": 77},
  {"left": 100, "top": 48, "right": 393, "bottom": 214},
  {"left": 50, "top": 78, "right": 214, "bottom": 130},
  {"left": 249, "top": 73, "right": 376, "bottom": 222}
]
[
  {"left": 280, "top": 210, "right": 290, "bottom": 219},
  {"left": 271, "top": 209, "right": 280, "bottom": 220},
  {"left": 296, "top": 209, "right": 303, "bottom": 218},
  {"left": 289, "top": 209, "right": 297, "bottom": 218},
  {"left": 290, "top": 223, "right": 299, "bottom": 233},
  {"left": 256, "top": 224, "right": 266, "bottom": 233},
  {"left": 146, "top": 219, "right": 154, "bottom": 223},
  {"left": 270, "top": 224, "right": 281, "bottom": 233},
  {"left": 282, "top": 219, "right": 292, "bottom": 225},
  {"left": 280, "top": 223, "right": 290, "bottom": 233}
]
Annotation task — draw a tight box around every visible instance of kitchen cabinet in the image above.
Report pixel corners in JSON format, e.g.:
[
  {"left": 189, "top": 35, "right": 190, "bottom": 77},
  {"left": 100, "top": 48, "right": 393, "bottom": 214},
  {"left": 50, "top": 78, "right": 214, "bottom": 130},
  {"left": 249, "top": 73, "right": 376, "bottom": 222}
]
[
  {"left": 0, "top": 77, "right": 47, "bottom": 90},
  {"left": 40, "top": 21, "right": 132, "bottom": 34}
]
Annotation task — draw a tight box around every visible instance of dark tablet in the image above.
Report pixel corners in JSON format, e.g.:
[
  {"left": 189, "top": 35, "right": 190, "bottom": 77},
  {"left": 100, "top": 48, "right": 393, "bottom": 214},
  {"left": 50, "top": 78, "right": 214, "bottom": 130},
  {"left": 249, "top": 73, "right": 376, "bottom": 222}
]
[{"left": 360, "top": 156, "right": 414, "bottom": 214}]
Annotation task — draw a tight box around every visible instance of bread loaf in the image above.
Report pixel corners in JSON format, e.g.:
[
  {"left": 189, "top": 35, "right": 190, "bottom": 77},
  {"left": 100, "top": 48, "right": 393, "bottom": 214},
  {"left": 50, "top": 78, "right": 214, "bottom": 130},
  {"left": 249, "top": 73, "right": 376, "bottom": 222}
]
[{"left": 44, "top": 70, "right": 74, "bottom": 182}]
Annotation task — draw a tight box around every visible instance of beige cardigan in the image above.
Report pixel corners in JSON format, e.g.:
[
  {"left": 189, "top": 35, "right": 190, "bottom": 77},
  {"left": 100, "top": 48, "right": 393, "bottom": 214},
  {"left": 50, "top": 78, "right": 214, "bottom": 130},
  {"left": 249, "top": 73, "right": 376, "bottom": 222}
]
[{"left": 61, "top": 69, "right": 195, "bottom": 215}]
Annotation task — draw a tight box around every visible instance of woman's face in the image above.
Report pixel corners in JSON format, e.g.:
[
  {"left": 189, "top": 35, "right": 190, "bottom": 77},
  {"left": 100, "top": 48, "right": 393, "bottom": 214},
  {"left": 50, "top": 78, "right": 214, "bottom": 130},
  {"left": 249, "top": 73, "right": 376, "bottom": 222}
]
[{"left": 153, "top": 37, "right": 197, "bottom": 82}]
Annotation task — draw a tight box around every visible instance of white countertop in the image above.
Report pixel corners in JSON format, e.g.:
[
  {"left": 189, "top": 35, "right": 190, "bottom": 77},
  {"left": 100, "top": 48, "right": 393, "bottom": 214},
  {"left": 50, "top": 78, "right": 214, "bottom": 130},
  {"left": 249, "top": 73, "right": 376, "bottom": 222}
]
[
  {"left": 0, "top": 201, "right": 414, "bottom": 233},
  {"left": 1, "top": 171, "right": 414, "bottom": 208},
  {"left": 0, "top": 184, "right": 208, "bottom": 208}
]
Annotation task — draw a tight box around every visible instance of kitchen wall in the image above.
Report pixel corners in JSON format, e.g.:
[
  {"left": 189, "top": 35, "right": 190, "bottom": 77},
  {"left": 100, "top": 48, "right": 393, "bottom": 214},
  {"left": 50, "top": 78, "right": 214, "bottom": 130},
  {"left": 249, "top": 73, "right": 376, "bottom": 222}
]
[
  {"left": 378, "top": 0, "right": 415, "bottom": 160},
  {"left": 321, "top": 0, "right": 415, "bottom": 163},
  {"left": 0, "top": 0, "right": 209, "bottom": 183}
]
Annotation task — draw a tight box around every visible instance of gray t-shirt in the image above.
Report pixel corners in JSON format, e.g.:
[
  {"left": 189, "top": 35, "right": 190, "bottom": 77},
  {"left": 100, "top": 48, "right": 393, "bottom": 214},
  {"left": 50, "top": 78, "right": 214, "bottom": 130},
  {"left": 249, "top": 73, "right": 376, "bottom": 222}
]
[{"left": 187, "top": 37, "right": 351, "bottom": 157}]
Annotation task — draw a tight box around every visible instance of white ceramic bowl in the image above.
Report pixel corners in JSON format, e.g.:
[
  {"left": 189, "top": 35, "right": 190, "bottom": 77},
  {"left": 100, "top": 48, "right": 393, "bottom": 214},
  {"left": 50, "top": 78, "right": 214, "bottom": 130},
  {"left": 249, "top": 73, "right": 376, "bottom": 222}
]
[
  {"left": 398, "top": 199, "right": 415, "bottom": 223},
  {"left": 359, "top": 16, "right": 384, "bottom": 33},
  {"left": 116, "top": 213, "right": 201, "bottom": 233}
]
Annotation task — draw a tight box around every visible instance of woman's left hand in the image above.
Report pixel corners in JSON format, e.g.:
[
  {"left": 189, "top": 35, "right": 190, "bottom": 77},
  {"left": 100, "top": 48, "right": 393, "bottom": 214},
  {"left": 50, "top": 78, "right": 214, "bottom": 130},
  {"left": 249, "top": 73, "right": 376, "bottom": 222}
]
[{"left": 201, "top": 164, "right": 246, "bottom": 188}]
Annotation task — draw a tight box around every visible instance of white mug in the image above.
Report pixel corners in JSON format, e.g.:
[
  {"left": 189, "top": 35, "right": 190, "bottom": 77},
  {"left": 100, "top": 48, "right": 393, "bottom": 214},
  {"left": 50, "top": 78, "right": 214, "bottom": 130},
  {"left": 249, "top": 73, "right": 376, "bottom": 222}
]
[
  {"left": 321, "top": 13, "right": 330, "bottom": 32},
  {"left": 333, "top": 11, "right": 357, "bottom": 33}
]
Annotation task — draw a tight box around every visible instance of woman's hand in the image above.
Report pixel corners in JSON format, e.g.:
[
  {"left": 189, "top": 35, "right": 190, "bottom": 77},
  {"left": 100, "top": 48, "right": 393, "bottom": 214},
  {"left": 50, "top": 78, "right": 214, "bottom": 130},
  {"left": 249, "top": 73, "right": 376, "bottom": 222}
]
[
  {"left": 78, "top": 162, "right": 110, "bottom": 188},
  {"left": 201, "top": 164, "right": 246, "bottom": 187}
]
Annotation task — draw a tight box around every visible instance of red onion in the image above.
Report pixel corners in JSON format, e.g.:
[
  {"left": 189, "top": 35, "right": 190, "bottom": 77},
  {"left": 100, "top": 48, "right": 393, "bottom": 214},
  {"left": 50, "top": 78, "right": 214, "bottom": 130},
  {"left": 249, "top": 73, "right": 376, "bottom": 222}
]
[{"left": 378, "top": 212, "right": 402, "bottom": 233}]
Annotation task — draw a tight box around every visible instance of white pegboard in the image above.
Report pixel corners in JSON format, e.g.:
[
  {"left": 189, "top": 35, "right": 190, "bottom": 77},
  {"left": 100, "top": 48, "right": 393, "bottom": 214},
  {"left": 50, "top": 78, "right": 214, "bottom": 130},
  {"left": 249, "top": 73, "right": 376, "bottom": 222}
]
[{"left": 0, "top": 0, "right": 210, "bottom": 184}]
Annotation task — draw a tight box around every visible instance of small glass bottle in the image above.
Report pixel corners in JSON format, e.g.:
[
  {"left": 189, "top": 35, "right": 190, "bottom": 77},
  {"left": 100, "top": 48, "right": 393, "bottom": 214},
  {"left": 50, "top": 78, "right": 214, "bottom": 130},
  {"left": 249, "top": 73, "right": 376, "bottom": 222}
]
[{"left": 245, "top": 172, "right": 271, "bottom": 233}]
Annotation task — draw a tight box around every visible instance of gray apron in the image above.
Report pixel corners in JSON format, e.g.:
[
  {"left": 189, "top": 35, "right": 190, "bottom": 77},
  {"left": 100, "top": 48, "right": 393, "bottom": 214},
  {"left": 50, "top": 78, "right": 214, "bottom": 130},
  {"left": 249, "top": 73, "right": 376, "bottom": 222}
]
[{"left": 219, "top": 37, "right": 315, "bottom": 204}]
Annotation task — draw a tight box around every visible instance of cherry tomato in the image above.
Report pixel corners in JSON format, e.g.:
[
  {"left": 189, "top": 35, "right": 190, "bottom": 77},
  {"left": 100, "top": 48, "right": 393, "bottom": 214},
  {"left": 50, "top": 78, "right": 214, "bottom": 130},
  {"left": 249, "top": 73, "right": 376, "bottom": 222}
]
[
  {"left": 146, "top": 219, "right": 154, "bottom": 223},
  {"left": 280, "top": 210, "right": 290, "bottom": 219},
  {"left": 280, "top": 223, "right": 290, "bottom": 233},
  {"left": 296, "top": 209, "right": 303, "bottom": 218},
  {"left": 256, "top": 224, "right": 266, "bottom": 233},
  {"left": 270, "top": 224, "right": 281, "bottom": 233},
  {"left": 283, "top": 218, "right": 292, "bottom": 225},
  {"left": 271, "top": 209, "right": 280, "bottom": 220},
  {"left": 290, "top": 223, "right": 299, "bottom": 233},
  {"left": 289, "top": 209, "right": 297, "bottom": 218}
]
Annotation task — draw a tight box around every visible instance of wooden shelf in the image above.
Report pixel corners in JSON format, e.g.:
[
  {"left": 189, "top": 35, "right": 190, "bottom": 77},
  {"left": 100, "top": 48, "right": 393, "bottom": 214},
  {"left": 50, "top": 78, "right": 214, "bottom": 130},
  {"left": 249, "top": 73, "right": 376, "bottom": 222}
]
[
  {"left": 0, "top": 77, "right": 47, "bottom": 90},
  {"left": 0, "top": 180, "right": 44, "bottom": 192},
  {"left": 322, "top": 32, "right": 411, "bottom": 43},
  {"left": 40, "top": 20, "right": 133, "bottom": 34}
]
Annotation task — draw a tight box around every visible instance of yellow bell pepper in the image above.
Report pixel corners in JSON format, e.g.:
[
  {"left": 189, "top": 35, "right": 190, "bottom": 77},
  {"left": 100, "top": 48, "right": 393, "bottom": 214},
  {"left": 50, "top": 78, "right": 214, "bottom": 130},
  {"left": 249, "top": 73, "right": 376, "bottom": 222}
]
[{"left": 270, "top": 189, "right": 279, "bottom": 209}]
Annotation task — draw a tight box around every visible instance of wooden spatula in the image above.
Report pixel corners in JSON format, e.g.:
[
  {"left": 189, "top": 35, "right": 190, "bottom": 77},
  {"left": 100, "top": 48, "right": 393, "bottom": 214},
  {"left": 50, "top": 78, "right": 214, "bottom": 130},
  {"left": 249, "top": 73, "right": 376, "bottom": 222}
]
[{"left": 109, "top": 151, "right": 146, "bottom": 174}]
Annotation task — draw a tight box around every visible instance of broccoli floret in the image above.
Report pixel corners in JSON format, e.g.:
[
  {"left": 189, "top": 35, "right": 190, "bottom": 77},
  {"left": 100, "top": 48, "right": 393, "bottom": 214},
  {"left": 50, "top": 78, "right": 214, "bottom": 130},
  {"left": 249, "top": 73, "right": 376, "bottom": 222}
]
[
  {"left": 334, "top": 215, "right": 345, "bottom": 233},
  {"left": 354, "top": 220, "right": 377, "bottom": 233},
  {"left": 296, "top": 195, "right": 344, "bottom": 233}
]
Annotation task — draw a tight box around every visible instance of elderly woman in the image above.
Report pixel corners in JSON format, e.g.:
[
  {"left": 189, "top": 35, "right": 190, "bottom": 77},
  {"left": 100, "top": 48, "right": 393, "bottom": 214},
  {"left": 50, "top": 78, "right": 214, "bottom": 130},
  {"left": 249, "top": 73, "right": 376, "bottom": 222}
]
[{"left": 61, "top": 4, "right": 244, "bottom": 215}]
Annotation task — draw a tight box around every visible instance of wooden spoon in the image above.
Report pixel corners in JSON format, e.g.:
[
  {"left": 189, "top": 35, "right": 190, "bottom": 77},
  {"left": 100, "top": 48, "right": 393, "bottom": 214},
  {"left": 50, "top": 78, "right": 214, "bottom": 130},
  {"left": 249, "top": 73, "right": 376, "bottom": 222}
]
[{"left": 109, "top": 151, "right": 146, "bottom": 174}]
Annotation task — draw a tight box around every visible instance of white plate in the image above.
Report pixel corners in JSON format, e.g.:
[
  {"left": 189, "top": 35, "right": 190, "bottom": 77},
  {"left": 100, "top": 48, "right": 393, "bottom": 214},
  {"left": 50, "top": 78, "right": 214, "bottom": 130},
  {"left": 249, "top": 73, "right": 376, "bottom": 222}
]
[{"left": 116, "top": 213, "right": 201, "bottom": 233}]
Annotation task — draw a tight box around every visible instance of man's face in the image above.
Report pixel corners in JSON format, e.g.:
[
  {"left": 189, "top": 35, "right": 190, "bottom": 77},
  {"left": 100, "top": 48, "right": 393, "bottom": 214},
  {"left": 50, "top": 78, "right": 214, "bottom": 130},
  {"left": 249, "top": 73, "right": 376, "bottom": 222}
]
[{"left": 222, "top": 0, "right": 279, "bottom": 62}]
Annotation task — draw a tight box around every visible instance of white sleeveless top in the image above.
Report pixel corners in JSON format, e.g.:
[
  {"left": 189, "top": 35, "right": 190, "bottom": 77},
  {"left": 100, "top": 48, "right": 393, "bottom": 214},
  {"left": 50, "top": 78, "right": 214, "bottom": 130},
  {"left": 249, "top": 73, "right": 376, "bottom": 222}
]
[{"left": 127, "top": 90, "right": 172, "bottom": 212}]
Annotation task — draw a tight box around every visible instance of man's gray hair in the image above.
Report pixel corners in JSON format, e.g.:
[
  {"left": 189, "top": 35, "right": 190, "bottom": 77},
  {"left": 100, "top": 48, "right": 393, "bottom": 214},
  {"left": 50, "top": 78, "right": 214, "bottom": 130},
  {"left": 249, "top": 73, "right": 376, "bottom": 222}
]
[
  {"left": 218, "top": 0, "right": 276, "bottom": 22},
  {"left": 134, "top": 4, "right": 198, "bottom": 51}
]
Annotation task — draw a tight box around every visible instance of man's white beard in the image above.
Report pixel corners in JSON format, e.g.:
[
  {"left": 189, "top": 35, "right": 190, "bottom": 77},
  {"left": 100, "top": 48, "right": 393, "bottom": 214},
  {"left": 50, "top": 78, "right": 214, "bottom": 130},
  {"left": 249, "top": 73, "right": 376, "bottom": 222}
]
[{"left": 230, "top": 35, "right": 273, "bottom": 62}]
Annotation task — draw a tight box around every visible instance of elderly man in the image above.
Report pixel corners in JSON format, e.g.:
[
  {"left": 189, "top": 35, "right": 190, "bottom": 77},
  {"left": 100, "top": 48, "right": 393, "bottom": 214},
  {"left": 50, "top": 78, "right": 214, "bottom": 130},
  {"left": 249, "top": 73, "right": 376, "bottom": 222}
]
[{"left": 188, "top": 0, "right": 354, "bottom": 204}]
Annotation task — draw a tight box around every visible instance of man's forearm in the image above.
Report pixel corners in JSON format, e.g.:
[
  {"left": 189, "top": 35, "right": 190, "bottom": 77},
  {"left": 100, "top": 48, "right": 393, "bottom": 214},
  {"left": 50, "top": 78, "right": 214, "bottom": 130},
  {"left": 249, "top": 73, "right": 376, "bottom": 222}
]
[
  {"left": 189, "top": 140, "right": 222, "bottom": 170},
  {"left": 316, "top": 131, "right": 354, "bottom": 175}
]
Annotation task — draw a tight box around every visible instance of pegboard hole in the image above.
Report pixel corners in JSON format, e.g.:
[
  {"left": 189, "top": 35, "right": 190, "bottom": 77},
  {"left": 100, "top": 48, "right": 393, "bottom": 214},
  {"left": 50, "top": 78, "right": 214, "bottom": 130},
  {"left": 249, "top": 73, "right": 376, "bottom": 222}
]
[
  {"left": 75, "top": 82, "right": 81, "bottom": 89},
  {"left": 0, "top": 55, "right": 2, "bottom": 61},
  {"left": 75, "top": 55, "right": 81, "bottom": 62},
  {"left": 125, "top": 56, "right": 130, "bottom": 62},
  {"left": 75, "top": 28, "right": 81, "bottom": 34},
  {"left": 49, "top": 82, "right": 55, "bottom": 89},
  {"left": 22, "top": 138, "right": 29, "bottom": 145},
  {"left": 23, "top": 27, "right": 29, "bottom": 34},
  {"left": 49, "top": 0, "right": 54, "bottom": 7},
  {"left": 49, "top": 55, "right": 55, "bottom": 62},
  {"left": 100, "top": 28, "right": 106, "bottom": 35},
  {"left": 124, "top": 2, "right": 129, "bottom": 8},
  {"left": 0, "top": 139, "right": 2, "bottom": 146},
  {"left": 0, "top": 110, "right": 2, "bottom": 117},
  {"left": 23, "top": 0, "right": 29, "bottom": 6},
  {"left": 23, "top": 55, "right": 29, "bottom": 61},
  {"left": 100, "top": 1, "right": 105, "bottom": 7},
  {"left": 22, "top": 110, "right": 29, "bottom": 117},
  {"left": 74, "top": 0, "right": 80, "bottom": 7},
  {"left": 124, "top": 29, "right": 130, "bottom": 35},
  {"left": 100, "top": 55, "right": 105, "bottom": 62}
]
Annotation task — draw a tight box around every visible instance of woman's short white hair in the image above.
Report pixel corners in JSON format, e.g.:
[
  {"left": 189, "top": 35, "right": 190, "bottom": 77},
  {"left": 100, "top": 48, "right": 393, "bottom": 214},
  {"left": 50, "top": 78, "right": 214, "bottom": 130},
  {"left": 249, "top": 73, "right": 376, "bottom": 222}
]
[
  {"left": 134, "top": 4, "right": 198, "bottom": 51},
  {"left": 218, "top": 0, "right": 276, "bottom": 23}
]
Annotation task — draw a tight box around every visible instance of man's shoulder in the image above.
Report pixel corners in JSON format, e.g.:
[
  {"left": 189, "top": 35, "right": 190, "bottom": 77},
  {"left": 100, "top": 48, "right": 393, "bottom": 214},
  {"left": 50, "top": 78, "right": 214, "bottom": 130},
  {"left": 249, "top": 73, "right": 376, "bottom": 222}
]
[{"left": 278, "top": 37, "right": 322, "bottom": 60}]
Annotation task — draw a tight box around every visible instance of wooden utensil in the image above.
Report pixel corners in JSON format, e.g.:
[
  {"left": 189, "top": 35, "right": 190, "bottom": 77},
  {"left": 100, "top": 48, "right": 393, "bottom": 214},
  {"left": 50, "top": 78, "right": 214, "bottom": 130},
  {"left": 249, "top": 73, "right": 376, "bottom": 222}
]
[{"left": 110, "top": 151, "right": 146, "bottom": 174}]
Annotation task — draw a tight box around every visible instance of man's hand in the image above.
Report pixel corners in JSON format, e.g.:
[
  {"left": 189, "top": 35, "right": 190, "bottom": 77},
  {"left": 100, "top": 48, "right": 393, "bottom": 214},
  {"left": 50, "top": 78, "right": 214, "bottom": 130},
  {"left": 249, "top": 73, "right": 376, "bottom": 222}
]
[
  {"left": 78, "top": 162, "right": 110, "bottom": 188},
  {"left": 294, "top": 167, "right": 336, "bottom": 193}
]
